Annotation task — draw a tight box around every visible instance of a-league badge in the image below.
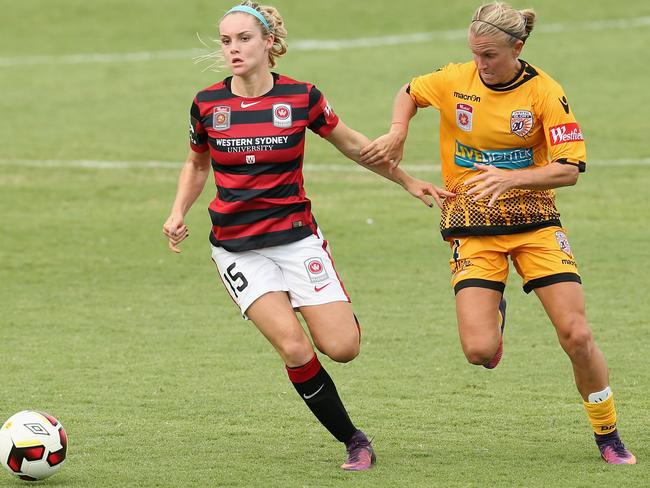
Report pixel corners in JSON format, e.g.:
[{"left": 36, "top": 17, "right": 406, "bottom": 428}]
[
  {"left": 304, "top": 257, "right": 329, "bottom": 283},
  {"left": 213, "top": 106, "right": 231, "bottom": 130},
  {"left": 555, "top": 230, "right": 573, "bottom": 256},
  {"left": 456, "top": 103, "right": 473, "bottom": 132},
  {"left": 189, "top": 118, "right": 199, "bottom": 145},
  {"left": 272, "top": 103, "right": 292, "bottom": 128},
  {"left": 511, "top": 110, "right": 533, "bottom": 138}
]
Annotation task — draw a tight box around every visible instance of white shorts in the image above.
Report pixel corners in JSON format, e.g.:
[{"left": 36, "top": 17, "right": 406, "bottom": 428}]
[{"left": 210, "top": 229, "right": 351, "bottom": 315}]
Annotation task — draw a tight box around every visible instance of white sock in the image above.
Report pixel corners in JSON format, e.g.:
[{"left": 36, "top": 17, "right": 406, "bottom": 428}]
[{"left": 588, "top": 386, "right": 612, "bottom": 403}]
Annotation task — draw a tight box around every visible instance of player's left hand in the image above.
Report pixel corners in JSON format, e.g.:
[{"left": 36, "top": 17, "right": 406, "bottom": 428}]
[
  {"left": 465, "top": 163, "right": 514, "bottom": 207},
  {"left": 404, "top": 178, "right": 456, "bottom": 209}
]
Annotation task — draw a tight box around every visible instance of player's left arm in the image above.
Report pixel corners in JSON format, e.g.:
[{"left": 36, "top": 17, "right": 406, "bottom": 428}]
[
  {"left": 325, "top": 122, "right": 454, "bottom": 208},
  {"left": 467, "top": 79, "right": 586, "bottom": 207},
  {"left": 466, "top": 161, "right": 579, "bottom": 207}
]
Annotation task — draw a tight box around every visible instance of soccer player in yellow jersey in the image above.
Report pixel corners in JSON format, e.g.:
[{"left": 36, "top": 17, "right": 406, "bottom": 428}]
[{"left": 361, "top": 1, "right": 636, "bottom": 464}]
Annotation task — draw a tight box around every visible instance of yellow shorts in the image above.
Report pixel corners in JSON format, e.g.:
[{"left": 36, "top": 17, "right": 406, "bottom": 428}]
[{"left": 447, "top": 226, "right": 581, "bottom": 294}]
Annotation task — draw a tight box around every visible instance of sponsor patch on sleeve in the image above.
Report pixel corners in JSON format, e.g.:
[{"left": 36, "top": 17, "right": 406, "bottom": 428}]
[{"left": 549, "top": 122, "right": 583, "bottom": 146}]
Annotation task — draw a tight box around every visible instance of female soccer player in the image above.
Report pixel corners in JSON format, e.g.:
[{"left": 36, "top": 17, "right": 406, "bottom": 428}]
[
  {"left": 163, "top": 1, "right": 452, "bottom": 471},
  {"left": 361, "top": 1, "right": 636, "bottom": 465}
]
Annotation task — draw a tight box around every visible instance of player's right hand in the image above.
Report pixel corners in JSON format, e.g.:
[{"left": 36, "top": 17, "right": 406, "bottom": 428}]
[
  {"left": 359, "top": 132, "right": 406, "bottom": 172},
  {"left": 162, "top": 214, "right": 189, "bottom": 253}
]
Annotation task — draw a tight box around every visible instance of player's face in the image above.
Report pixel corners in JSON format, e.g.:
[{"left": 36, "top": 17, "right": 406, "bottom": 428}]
[
  {"left": 469, "top": 33, "right": 523, "bottom": 85},
  {"left": 219, "top": 13, "right": 273, "bottom": 77}
]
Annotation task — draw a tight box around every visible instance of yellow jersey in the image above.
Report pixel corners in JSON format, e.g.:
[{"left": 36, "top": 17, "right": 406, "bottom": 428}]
[{"left": 409, "top": 60, "right": 586, "bottom": 239}]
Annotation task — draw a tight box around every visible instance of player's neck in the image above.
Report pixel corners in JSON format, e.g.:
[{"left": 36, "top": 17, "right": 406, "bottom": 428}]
[{"left": 231, "top": 70, "right": 274, "bottom": 98}]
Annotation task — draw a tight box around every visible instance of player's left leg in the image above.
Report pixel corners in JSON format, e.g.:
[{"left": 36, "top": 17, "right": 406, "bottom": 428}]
[
  {"left": 300, "top": 301, "right": 374, "bottom": 471},
  {"left": 267, "top": 231, "right": 375, "bottom": 471},
  {"left": 534, "top": 281, "right": 636, "bottom": 465},
  {"left": 301, "top": 301, "right": 360, "bottom": 362}
]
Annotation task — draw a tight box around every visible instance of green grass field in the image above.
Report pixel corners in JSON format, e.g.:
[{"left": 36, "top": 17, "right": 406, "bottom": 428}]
[{"left": 1, "top": 1, "right": 649, "bottom": 486}]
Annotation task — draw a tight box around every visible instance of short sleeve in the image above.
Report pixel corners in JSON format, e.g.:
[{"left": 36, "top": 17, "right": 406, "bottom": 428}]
[
  {"left": 189, "top": 99, "right": 209, "bottom": 153},
  {"left": 538, "top": 82, "right": 586, "bottom": 172},
  {"left": 307, "top": 85, "right": 339, "bottom": 137},
  {"left": 408, "top": 66, "right": 449, "bottom": 109}
]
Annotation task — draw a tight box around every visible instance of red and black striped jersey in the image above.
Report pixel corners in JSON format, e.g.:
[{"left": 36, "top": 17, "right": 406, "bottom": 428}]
[{"left": 189, "top": 73, "right": 339, "bottom": 252}]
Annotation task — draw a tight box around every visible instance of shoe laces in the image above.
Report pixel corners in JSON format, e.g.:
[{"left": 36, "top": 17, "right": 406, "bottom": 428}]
[
  {"left": 598, "top": 435, "right": 629, "bottom": 458},
  {"left": 345, "top": 435, "right": 372, "bottom": 462},
  {"left": 609, "top": 438, "right": 630, "bottom": 457}
]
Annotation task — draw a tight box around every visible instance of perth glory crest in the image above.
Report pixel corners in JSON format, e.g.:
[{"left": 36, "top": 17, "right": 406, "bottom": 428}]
[{"left": 510, "top": 110, "right": 533, "bottom": 138}]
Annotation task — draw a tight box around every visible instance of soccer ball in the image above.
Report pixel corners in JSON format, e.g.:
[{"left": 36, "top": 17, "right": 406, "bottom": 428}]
[{"left": 0, "top": 411, "right": 68, "bottom": 482}]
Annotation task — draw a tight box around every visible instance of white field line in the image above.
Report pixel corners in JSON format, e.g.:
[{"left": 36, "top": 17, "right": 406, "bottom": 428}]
[
  {"left": 1, "top": 16, "right": 649, "bottom": 67},
  {"left": 1, "top": 158, "right": 649, "bottom": 173}
]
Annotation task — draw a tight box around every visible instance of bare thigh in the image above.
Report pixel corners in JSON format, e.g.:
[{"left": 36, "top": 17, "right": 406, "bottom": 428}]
[
  {"left": 246, "top": 291, "right": 314, "bottom": 368},
  {"left": 300, "top": 301, "right": 360, "bottom": 363},
  {"left": 455, "top": 287, "right": 503, "bottom": 364}
]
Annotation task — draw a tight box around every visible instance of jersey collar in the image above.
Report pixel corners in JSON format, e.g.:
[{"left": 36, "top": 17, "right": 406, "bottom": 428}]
[
  {"left": 480, "top": 60, "right": 538, "bottom": 92},
  {"left": 224, "top": 72, "right": 280, "bottom": 97}
]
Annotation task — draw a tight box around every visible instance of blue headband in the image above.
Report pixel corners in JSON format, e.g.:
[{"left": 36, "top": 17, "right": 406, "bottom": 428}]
[{"left": 225, "top": 5, "right": 272, "bottom": 32}]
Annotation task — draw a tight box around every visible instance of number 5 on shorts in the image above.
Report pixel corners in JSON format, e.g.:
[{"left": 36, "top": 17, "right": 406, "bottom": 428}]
[{"left": 224, "top": 263, "right": 249, "bottom": 297}]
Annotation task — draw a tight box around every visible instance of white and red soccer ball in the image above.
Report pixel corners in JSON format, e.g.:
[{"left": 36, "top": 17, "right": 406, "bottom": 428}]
[{"left": 0, "top": 411, "right": 68, "bottom": 482}]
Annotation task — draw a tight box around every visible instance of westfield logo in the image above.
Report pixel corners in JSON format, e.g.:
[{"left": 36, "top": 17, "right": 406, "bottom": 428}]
[{"left": 549, "top": 123, "right": 583, "bottom": 146}]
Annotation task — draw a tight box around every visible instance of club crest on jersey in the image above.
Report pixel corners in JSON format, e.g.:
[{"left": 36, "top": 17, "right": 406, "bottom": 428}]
[
  {"left": 213, "top": 106, "right": 231, "bottom": 130},
  {"left": 510, "top": 110, "right": 533, "bottom": 138},
  {"left": 272, "top": 103, "right": 292, "bottom": 128},
  {"left": 555, "top": 230, "right": 573, "bottom": 257},
  {"left": 245, "top": 154, "right": 256, "bottom": 165},
  {"left": 456, "top": 103, "right": 473, "bottom": 132},
  {"left": 304, "top": 257, "right": 329, "bottom": 283}
]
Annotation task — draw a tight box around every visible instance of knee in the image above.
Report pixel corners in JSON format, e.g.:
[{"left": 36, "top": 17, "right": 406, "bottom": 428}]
[
  {"left": 278, "top": 338, "right": 314, "bottom": 366},
  {"left": 559, "top": 318, "right": 594, "bottom": 359},
  {"left": 315, "top": 339, "right": 360, "bottom": 363},
  {"left": 463, "top": 345, "right": 495, "bottom": 366}
]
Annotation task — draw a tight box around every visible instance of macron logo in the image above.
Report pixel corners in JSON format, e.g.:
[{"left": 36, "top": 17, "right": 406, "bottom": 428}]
[{"left": 549, "top": 123, "right": 583, "bottom": 146}]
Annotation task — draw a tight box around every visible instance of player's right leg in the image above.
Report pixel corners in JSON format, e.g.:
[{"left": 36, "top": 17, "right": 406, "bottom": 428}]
[
  {"left": 455, "top": 287, "right": 504, "bottom": 367},
  {"left": 448, "top": 236, "right": 509, "bottom": 368}
]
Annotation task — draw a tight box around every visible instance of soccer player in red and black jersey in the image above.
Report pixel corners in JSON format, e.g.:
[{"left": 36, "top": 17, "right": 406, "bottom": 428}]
[{"left": 162, "top": 1, "right": 453, "bottom": 471}]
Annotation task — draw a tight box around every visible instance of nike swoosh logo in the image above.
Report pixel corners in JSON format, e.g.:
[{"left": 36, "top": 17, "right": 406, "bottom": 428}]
[
  {"left": 314, "top": 283, "right": 331, "bottom": 292},
  {"left": 240, "top": 101, "right": 261, "bottom": 108},
  {"left": 303, "top": 384, "right": 325, "bottom": 400}
]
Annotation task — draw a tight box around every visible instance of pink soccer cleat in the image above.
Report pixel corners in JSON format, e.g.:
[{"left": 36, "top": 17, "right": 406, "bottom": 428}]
[
  {"left": 596, "top": 431, "right": 637, "bottom": 465},
  {"left": 341, "top": 430, "right": 376, "bottom": 471}
]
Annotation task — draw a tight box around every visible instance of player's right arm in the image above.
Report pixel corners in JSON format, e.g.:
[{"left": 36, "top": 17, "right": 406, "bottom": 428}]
[
  {"left": 163, "top": 148, "right": 211, "bottom": 253},
  {"left": 359, "top": 84, "right": 417, "bottom": 170}
]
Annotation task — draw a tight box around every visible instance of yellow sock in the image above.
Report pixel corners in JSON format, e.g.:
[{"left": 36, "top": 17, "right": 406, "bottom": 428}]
[{"left": 583, "top": 393, "right": 617, "bottom": 435}]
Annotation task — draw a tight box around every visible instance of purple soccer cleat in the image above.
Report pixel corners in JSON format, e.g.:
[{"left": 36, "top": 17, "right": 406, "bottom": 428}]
[
  {"left": 341, "top": 430, "right": 376, "bottom": 471},
  {"left": 484, "top": 297, "right": 507, "bottom": 370},
  {"left": 596, "top": 431, "right": 637, "bottom": 465}
]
